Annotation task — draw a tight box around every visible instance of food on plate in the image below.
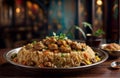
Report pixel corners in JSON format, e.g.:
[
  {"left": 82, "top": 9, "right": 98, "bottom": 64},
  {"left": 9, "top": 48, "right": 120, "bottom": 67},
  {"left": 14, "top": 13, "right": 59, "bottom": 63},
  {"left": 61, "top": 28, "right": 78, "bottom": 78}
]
[
  {"left": 11, "top": 33, "right": 101, "bottom": 68},
  {"left": 103, "top": 43, "right": 120, "bottom": 51}
]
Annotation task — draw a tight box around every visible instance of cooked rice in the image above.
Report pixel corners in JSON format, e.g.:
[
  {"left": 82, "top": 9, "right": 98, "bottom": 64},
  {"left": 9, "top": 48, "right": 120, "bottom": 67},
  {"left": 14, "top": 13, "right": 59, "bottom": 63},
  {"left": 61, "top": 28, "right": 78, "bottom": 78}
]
[{"left": 12, "top": 36, "right": 101, "bottom": 68}]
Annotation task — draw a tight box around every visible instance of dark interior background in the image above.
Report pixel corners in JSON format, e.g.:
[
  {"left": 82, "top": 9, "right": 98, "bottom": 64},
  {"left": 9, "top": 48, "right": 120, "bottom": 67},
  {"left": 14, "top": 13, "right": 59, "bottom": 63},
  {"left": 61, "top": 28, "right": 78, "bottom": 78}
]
[{"left": 0, "top": 0, "right": 119, "bottom": 48}]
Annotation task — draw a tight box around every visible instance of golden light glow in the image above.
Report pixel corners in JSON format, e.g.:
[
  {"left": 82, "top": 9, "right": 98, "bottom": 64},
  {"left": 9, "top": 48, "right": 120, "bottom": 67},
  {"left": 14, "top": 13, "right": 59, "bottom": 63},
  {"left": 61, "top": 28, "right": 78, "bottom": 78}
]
[
  {"left": 28, "top": 10, "right": 32, "bottom": 15},
  {"left": 16, "top": 7, "right": 21, "bottom": 13},
  {"left": 27, "top": 1, "right": 32, "bottom": 8},
  {"left": 33, "top": 4, "right": 39, "bottom": 10},
  {"left": 97, "top": 0, "right": 102, "bottom": 6}
]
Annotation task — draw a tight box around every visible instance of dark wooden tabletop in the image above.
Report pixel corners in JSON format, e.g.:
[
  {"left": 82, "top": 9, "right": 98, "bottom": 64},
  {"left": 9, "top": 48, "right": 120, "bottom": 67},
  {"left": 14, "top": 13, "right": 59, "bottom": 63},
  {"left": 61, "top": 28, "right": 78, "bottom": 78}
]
[{"left": 0, "top": 48, "right": 120, "bottom": 78}]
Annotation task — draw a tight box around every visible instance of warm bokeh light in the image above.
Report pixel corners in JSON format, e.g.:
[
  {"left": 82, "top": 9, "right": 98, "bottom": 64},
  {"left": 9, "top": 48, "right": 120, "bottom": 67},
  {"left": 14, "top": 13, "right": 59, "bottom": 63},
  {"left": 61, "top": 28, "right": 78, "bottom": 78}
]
[
  {"left": 96, "top": 0, "right": 102, "bottom": 6},
  {"left": 16, "top": 7, "right": 21, "bottom": 13},
  {"left": 33, "top": 4, "right": 39, "bottom": 10},
  {"left": 27, "top": 1, "right": 32, "bottom": 8},
  {"left": 28, "top": 10, "right": 32, "bottom": 15}
]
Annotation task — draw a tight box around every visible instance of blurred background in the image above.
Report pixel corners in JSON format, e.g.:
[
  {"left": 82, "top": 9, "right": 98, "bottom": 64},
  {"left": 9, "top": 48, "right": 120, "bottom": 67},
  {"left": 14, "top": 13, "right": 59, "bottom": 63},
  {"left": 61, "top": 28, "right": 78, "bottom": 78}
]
[{"left": 0, "top": 0, "right": 119, "bottom": 48}]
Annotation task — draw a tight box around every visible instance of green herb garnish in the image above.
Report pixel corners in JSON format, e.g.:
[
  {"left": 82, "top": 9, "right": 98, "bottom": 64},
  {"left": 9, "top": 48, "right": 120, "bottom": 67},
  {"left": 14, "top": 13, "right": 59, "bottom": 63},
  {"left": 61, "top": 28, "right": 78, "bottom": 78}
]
[
  {"left": 53, "top": 32, "right": 68, "bottom": 40},
  {"left": 61, "top": 53, "right": 65, "bottom": 57},
  {"left": 11, "top": 53, "right": 17, "bottom": 59},
  {"left": 59, "top": 33, "right": 68, "bottom": 39},
  {"left": 81, "top": 48, "right": 86, "bottom": 51},
  {"left": 32, "top": 41, "right": 37, "bottom": 44}
]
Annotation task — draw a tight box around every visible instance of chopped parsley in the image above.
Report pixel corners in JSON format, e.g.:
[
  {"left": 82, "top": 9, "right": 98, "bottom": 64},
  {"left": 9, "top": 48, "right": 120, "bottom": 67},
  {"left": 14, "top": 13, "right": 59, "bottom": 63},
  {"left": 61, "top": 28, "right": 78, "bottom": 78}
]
[{"left": 11, "top": 53, "right": 17, "bottom": 59}]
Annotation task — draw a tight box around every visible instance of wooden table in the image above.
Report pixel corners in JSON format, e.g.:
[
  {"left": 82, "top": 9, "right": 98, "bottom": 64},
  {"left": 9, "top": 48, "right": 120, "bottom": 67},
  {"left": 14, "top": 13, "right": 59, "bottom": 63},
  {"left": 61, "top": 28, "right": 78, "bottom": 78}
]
[{"left": 0, "top": 48, "right": 120, "bottom": 78}]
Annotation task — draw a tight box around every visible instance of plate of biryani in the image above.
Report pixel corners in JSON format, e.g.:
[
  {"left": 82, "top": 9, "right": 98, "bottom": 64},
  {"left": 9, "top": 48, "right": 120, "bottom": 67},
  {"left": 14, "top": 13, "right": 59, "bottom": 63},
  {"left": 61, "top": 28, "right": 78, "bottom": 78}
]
[
  {"left": 5, "top": 33, "right": 108, "bottom": 73},
  {"left": 100, "top": 43, "right": 120, "bottom": 58}
]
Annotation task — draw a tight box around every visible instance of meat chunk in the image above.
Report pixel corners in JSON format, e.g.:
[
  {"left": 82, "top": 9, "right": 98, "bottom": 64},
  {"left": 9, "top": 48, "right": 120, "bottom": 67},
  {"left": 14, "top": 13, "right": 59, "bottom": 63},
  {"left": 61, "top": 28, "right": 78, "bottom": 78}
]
[
  {"left": 33, "top": 41, "right": 46, "bottom": 50},
  {"left": 48, "top": 43, "right": 58, "bottom": 50},
  {"left": 60, "top": 45, "right": 71, "bottom": 53}
]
